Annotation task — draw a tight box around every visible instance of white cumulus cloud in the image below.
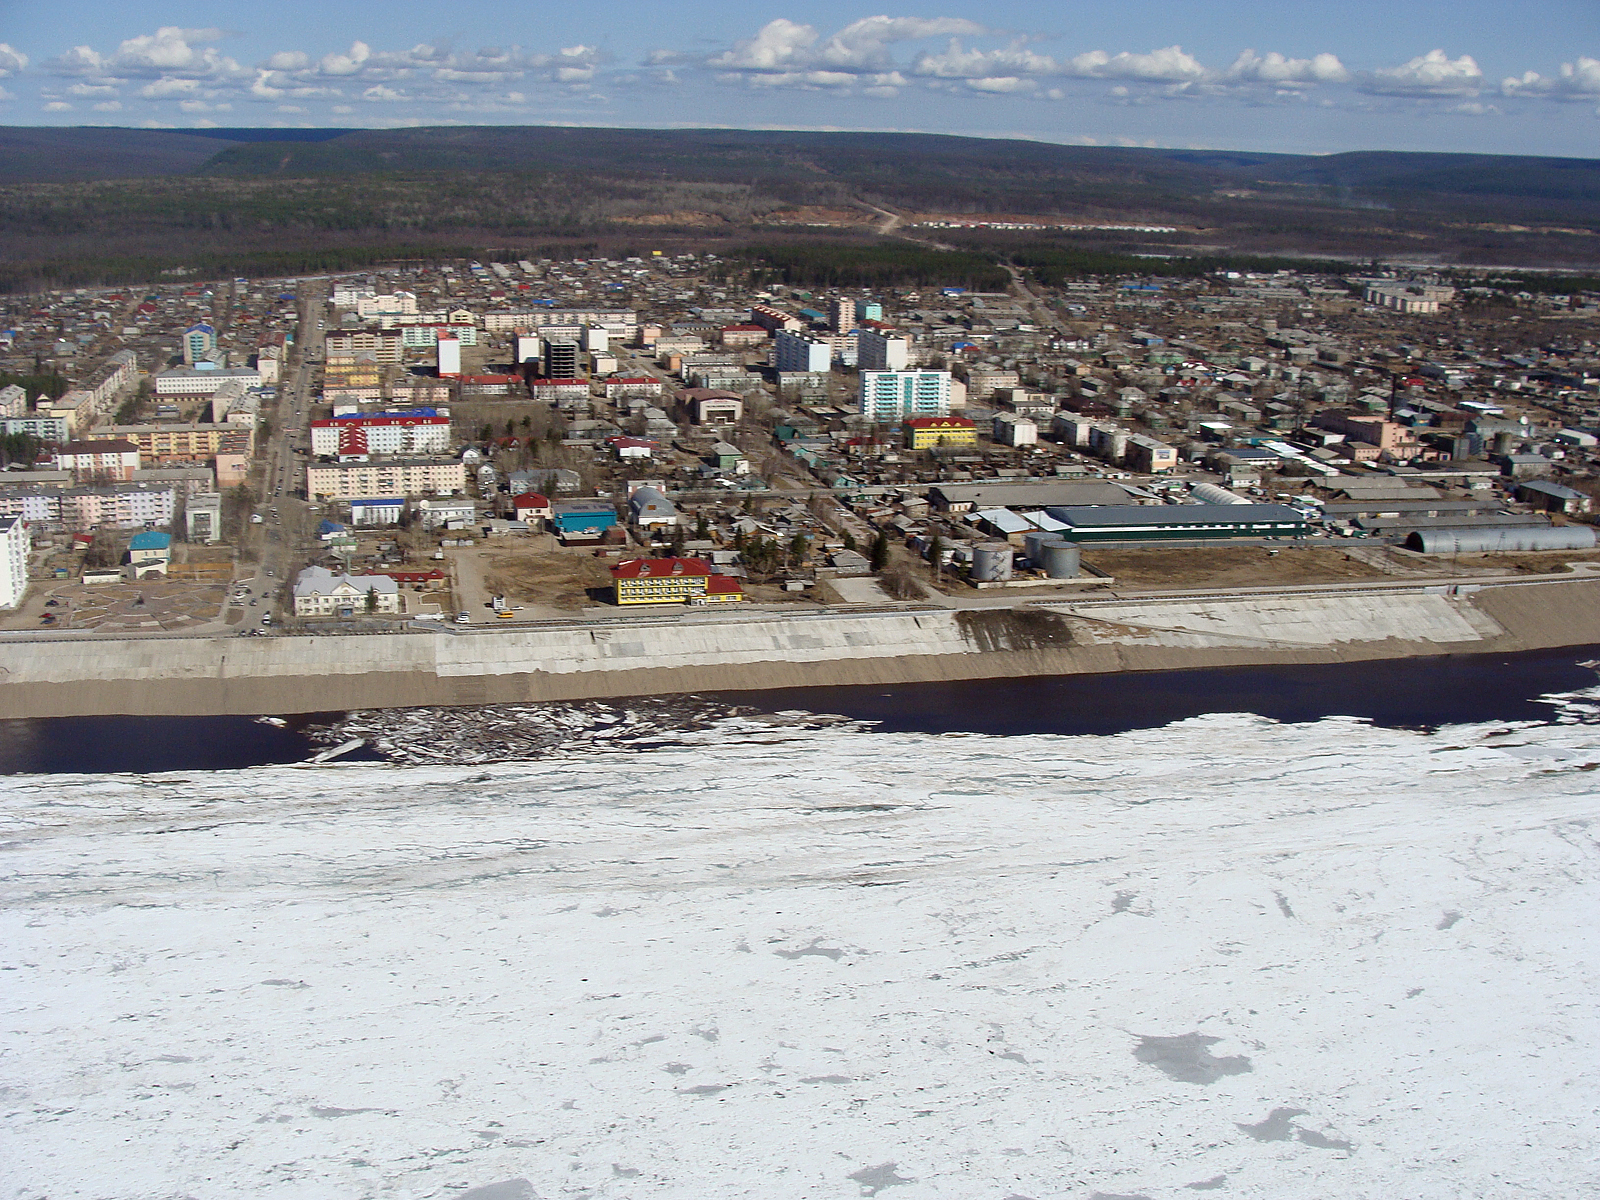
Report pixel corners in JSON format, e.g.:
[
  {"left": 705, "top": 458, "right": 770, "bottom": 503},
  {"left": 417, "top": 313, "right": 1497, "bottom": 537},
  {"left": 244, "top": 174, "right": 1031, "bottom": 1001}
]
[
  {"left": 50, "top": 26, "right": 244, "bottom": 81},
  {"left": 1225, "top": 49, "right": 1350, "bottom": 86},
  {"left": 0, "top": 44, "right": 28, "bottom": 76},
  {"left": 1065, "top": 45, "right": 1206, "bottom": 83},
  {"left": 1361, "top": 49, "right": 1483, "bottom": 96},
  {"left": 1503, "top": 57, "right": 1600, "bottom": 100}
]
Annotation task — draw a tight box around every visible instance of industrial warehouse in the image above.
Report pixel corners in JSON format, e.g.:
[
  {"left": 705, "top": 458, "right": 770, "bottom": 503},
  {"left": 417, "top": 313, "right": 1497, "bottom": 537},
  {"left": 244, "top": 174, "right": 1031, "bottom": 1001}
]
[{"left": 1043, "top": 503, "right": 1314, "bottom": 543}]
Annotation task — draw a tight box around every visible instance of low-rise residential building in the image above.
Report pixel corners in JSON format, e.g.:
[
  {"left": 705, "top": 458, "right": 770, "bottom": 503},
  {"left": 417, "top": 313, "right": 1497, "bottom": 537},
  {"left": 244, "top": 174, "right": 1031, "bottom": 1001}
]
[
  {"left": 687, "top": 390, "right": 744, "bottom": 425},
  {"left": 349, "top": 497, "right": 405, "bottom": 526},
  {"left": 905, "top": 415, "right": 977, "bottom": 449},
  {"left": 413, "top": 498, "right": 477, "bottom": 529},
  {"left": 306, "top": 458, "right": 467, "bottom": 501},
  {"left": 610, "top": 556, "right": 743, "bottom": 605},
  {"left": 2, "top": 415, "right": 70, "bottom": 443},
  {"left": 127, "top": 530, "right": 171, "bottom": 578},
  {"left": 292, "top": 567, "right": 401, "bottom": 617}
]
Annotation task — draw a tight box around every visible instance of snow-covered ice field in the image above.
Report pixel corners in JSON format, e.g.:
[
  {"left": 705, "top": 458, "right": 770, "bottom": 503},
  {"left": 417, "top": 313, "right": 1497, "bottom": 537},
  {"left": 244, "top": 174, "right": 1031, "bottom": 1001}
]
[{"left": 3, "top": 700, "right": 1600, "bottom": 1199}]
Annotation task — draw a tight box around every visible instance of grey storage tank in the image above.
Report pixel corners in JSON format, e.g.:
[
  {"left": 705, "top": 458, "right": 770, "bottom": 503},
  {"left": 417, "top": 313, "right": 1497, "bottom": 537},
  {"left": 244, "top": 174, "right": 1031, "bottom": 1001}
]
[
  {"left": 1407, "top": 525, "right": 1598, "bottom": 554},
  {"left": 971, "top": 542, "right": 1014, "bottom": 582},
  {"left": 1039, "top": 537, "right": 1082, "bottom": 578}
]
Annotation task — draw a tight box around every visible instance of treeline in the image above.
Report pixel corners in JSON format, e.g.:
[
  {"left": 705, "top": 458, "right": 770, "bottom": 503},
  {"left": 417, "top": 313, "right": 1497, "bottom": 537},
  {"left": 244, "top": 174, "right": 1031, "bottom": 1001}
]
[
  {"left": 730, "top": 244, "right": 1011, "bottom": 291},
  {"left": 0, "top": 370, "right": 67, "bottom": 400},
  {"left": 0, "top": 244, "right": 490, "bottom": 295}
]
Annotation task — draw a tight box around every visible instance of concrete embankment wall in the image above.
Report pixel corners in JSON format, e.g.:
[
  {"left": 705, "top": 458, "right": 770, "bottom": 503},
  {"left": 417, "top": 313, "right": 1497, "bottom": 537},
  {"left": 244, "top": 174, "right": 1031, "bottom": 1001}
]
[{"left": 4, "top": 581, "right": 1600, "bottom": 718}]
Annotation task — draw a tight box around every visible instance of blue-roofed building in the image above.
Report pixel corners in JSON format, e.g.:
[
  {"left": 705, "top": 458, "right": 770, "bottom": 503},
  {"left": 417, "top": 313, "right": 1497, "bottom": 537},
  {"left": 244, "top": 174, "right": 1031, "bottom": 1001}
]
[
  {"left": 127, "top": 530, "right": 172, "bottom": 578},
  {"left": 551, "top": 503, "right": 618, "bottom": 540},
  {"left": 350, "top": 498, "right": 405, "bottom": 526}
]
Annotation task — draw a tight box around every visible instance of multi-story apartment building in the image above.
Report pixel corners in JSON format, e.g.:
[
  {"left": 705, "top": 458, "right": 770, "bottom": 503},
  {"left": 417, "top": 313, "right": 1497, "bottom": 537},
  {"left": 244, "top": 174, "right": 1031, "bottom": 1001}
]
[
  {"left": 0, "top": 384, "right": 27, "bottom": 419},
  {"left": 774, "top": 331, "right": 832, "bottom": 373},
  {"left": 61, "top": 484, "right": 176, "bottom": 531},
  {"left": 54, "top": 439, "right": 141, "bottom": 483},
  {"left": 860, "top": 370, "right": 953, "bottom": 422},
  {"left": 482, "top": 310, "right": 636, "bottom": 338},
  {"left": 323, "top": 329, "right": 403, "bottom": 363},
  {"left": 828, "top": 298, "right": 857, "bottom": 332},
  {"left": 306, "top": 458, "right": 467, "bottom": 501},
  {"left": 749, "top": 304, "right": 803, "bottom": 334},
  {"left": 856, "top": 328, "right": 911, "bottom": 371},
  {"left": 0, "top": 515, "right": 28, "bottom": 608},
  {"left": 0, "top": 487, "right": 63, "bottom": 526},
  {"left": 153, "top": 367, "right": 262, "bottom": 397},
  {"left": 3, "top": 415, "right": 70, "bottom": 443},
  {"left": 355, "top": 292, "right": 419, "bottom": 319},
  {"left": 104, "top": 423, "right": 255, "bottom": 462},
  {"left": 182, "top": 323, "right": 216, "bottom": 365},
  {"left": 310, "top": 415, "right": 452, "bottom": 458}
]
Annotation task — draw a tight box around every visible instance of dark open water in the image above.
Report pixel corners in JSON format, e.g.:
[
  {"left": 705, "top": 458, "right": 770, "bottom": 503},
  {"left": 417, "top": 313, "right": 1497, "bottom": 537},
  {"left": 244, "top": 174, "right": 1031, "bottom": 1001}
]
[{"left": 1, "top": 646, "right": 1596, "bottom": 774}]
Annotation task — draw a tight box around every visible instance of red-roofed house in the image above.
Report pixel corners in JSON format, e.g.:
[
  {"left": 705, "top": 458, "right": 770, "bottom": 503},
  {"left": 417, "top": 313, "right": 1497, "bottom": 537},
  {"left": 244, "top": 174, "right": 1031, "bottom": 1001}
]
[{"left": 511, "top": 492, "right": 551, "bottom": 522}]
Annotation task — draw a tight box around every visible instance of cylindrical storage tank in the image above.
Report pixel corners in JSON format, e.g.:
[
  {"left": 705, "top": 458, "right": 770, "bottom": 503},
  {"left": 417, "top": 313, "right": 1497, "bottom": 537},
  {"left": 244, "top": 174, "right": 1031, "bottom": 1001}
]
[
  {"left": 1408, "top": 525, "right": 1598, "bottom": 554},
  {"left": 1023, "top": 529, "right": 1055, "bottom": 565},
  {"left": 1040, "top": 538, "right": 1081, "bottom": 579},
  {"left": 1191, "top": 482, "right": 1252, "bottom": 506},
  {"left": 971, "top": 542, "right": 1014, "bottom": 582}
]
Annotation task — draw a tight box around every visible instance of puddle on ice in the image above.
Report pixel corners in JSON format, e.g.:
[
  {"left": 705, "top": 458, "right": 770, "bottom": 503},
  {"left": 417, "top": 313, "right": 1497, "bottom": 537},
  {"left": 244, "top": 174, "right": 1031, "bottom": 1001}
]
[{"left": 1133, "top": 1033, "right": 1253, "bottom": 1084}]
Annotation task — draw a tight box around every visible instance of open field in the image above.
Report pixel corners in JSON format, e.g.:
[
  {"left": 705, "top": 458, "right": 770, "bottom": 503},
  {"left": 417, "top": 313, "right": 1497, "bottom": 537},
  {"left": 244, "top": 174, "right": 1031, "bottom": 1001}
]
[{"left": 1082, "top": 545, "right": 1396, "bottom": 590}]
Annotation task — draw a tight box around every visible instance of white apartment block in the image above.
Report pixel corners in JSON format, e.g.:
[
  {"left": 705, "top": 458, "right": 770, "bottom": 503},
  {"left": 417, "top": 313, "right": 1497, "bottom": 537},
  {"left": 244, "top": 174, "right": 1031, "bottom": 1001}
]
[
  {"left": 153, "top": 367, "right": 262, "bottom": 397},
  {"left": 0, "top": 515, "right": 28, "bottom": 608},
  {"left": 356, "top": 292, "right": 419, "bottom": 318},
  {"left": 482, "top": 310, "right": 636, "bottom": 337},
  {"left": 0, "top": 384, "right": 28, "bottom": 419},
  {"left": 993, "top": 413, "right": 1038, "bottom": 446},
  {"left": 62, "top": 485, "right": 176, "bottom": 531},
  {"left": 856, "top": 328, "right": 910, "bottom": 371},
  {"left": 859, "top": 371, "right": 953, "bottom": 422},
  {"left": 310, "top": 416, "right": 453, "bottom": 457},
  {"left": 306, "top": 458, "right": 467, "bottom": 501},
  {"left": 3, "top": 415, "right": 70, "bottom": 443},
  {"left": 774, "top": 331, "right": 832, "bottom": 373}
]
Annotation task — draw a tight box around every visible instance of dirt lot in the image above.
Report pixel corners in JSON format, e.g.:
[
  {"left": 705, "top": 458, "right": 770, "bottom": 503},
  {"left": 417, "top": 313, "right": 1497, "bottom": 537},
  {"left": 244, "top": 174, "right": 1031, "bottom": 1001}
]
[
  {"left": 476, "top": 545, "right": 619, "bottom": 612},
  {"left": 1081, "top": 545, "right": 1395, "bottom": 590},
  {"left": 1445, "top": 549, "right": 1600, "bottom": 575}
]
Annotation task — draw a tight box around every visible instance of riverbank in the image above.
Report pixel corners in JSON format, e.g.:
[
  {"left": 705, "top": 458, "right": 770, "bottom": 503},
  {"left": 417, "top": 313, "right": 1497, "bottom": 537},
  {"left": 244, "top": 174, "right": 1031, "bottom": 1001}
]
[{"left": 3, "top": 578, "right": 1599, "bottom": 719}]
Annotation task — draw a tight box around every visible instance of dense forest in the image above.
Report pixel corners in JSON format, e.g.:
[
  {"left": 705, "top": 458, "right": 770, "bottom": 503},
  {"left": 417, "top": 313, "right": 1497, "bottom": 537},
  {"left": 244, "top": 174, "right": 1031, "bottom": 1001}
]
[
  {"left": 0, "top": 125, "right": 1597, "bottom": 291},
  {"left": 729, "top": 244, "right": 1011, "bottom": 292}
]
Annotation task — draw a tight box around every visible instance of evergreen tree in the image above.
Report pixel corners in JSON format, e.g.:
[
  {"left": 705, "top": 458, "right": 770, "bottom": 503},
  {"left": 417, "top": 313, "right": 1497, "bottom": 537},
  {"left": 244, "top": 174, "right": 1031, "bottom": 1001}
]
[{"left": 869, "top": 531, "right": 891, "bottom": 572}]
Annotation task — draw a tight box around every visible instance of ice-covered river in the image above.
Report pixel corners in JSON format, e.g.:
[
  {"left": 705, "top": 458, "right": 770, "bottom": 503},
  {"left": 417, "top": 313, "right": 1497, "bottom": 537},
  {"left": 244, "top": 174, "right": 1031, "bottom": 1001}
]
[{"left": 4, "top": 683, "right": 1600, "bottom": 1198}]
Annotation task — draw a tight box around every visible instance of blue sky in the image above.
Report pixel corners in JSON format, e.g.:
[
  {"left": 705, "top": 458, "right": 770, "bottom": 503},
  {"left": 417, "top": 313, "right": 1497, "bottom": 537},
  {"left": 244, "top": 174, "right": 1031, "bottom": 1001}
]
[{"left": 1, "top": 1, "right": 1597, "bottom": 155}]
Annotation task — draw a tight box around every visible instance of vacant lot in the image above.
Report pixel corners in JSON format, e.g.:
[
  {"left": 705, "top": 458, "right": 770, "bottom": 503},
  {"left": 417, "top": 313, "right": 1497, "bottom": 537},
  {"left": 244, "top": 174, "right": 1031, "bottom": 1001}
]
[
  {"left": 1082, "top": 545, "right": 1393, "bottom": 590},
  {"left": 478, "top": 546, "right": 619, "bottom": 612},
  {"left": 1445, "top": 548, "right": 1600, "bottom": 575}
]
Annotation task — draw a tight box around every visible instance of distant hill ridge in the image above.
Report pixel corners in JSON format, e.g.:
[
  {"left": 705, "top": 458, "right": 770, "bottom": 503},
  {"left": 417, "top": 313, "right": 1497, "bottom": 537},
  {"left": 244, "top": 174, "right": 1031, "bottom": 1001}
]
[{"left": 1, "top": 124, "right": 1597, "bottom": 212}]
